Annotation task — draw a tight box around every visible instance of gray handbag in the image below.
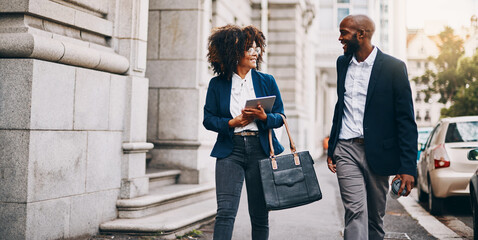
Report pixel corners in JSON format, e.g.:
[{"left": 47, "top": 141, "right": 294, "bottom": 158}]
[{"left": 259, "top": 115, "right": 322, "bottom": 210}]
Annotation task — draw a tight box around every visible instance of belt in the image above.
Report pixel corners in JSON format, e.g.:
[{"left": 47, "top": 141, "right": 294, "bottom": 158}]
[
  {"left": 351, "top": 138, "right": 365, "bottom": 144},
  {"left": 234, "top": 131, "right": 259, "bottom": 136},
  {"left": 339, "top": 138, "right": 365, "bottom": 144}
]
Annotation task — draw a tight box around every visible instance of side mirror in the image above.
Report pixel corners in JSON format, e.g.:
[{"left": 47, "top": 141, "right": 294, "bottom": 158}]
[{"left": 468, "top": 149, "right": 478, "bottom": 161}]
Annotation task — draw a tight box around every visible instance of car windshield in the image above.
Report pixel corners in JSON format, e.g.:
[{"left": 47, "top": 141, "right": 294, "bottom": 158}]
[{"left": 445, "top": 121, "right": 478, "bottom": 143}]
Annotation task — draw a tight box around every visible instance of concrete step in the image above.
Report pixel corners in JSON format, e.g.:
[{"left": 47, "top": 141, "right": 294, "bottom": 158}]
[
  {"left": 100, "top": 198, "right": 216, "bottom": 239},
  {"left": 146, "top": 168, "right": 181, "bottom": 188},
  {"left": 117, "top": 183, "right": 215, "bottom": 219}
]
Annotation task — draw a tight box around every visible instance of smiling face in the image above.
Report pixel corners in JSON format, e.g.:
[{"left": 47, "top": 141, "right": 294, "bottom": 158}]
[
  {"left": 238, "top": 41, "right": 259, "bottom": 70},
  {"left": 339, "top": 17, "right": 360, "bottom": 55}
]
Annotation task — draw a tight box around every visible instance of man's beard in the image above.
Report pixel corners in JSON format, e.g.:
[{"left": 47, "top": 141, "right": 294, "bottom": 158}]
[{"left": 345, "top": 35, "right": 359, "bottom": 55}]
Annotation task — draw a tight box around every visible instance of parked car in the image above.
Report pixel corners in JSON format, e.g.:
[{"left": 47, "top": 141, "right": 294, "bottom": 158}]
[
  {"left": 417, "top": 127, "right": 433, "bottom": 161},
  {"left": 469, "top": 149, "right": 478, "bottom": 237},
  {"left": 416, "top": 116, "right": 478, "bottom": 215}
]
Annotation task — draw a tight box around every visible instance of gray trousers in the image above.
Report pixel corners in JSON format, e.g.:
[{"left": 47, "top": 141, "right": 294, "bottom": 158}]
[{"left": 333, "top": 139, "right": 389, "bottom": 240}]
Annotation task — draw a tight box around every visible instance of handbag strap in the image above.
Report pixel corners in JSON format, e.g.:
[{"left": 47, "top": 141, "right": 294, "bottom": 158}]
[{"left": 268, "top": 114, "right": 300, "bottom": 169}]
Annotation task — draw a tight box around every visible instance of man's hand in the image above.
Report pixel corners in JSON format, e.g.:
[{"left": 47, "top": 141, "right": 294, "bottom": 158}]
[
  {"left": 327, "top": 156, "right": 336, "bottom": 174},
  {"left": 392, "top": 174, "right": 415, "bottom": 197},
  {"left": 242, "top": 104, "right": 267, "bottom": 122},
  {"left": 228, "top": 114, "right": 254, "bottom": 128}
]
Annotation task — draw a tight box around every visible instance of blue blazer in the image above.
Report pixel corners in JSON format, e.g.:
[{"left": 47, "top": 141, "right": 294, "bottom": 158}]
[
  {"left": 203, "top": 69, "right": 285, "bottom": 158},
  {"left": 328, "top": 49, "right": 418, "bottom": 177}
]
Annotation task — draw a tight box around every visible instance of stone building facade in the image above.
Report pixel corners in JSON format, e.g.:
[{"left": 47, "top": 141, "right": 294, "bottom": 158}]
[
  {"left": 0, "top": 0, "right": 152, "bottom": 239},
  {"left": 0, "top": 0, "right": 321, "bottom": 239},
  {"left": 406, "top": 28, "right": 444, "bottom": 128}
]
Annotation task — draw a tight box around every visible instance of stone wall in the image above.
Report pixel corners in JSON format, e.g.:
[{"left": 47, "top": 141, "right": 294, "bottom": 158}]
[
  {"left": 146, "top": 0, "right": 215, "bottom": 184},
  {"left": 0, "top": 59, "right": 122, "bottom": 239},
  {"left": 0, "top": 0, "right": 151, "bottom": 239}
]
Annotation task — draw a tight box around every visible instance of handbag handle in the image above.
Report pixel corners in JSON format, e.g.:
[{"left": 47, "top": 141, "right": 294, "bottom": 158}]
[{"left": 268, "top": 114, "right": 300, "bottom": 169}]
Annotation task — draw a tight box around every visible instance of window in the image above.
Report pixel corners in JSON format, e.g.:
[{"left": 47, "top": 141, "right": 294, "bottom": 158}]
[
  {"left": 425, "top": 124, "right": 438, "bottom": 149},
  {"left": 424, "top": 111, "right": 430, "bottom": 121},
  {"left": 445, "top": 121, "right": 478, "bottom": 143},
  {"left": 416, "top": 61, "right": 421, "bottom": 68},
  {"left": 429, "top": 123, "right": 442, "bottom": 147},
  {"left": 337, "top": 0, "right": 350, "bottom": 3},
  {"left": 416, "top": 111, "right": 421, "bottom": 121},
  {"left": 381, "top": 19, "right": 389, "bottom": 29},
  {"left": 337, "top": 8, "right": 349, "bottom": 26},
  {"left": 381, "top": 4, "right": 388, "bottom": 13},
  {"left": 415, "top": 92, "right": 421, "bottom": 103}
]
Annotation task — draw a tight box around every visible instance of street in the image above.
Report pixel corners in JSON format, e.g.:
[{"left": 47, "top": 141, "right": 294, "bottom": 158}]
[{"left": 416, "top": 194, "right": 473, "bottom": 239}]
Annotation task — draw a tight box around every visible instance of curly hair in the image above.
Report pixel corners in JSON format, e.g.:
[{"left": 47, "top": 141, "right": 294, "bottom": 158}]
[{"left": 207, "top": 25, "right": 266, "bottom": 80}]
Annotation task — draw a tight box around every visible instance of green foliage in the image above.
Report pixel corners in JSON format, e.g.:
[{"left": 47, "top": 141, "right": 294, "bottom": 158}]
[
  {"left": 441, "top": 80, "right": 478, "bottom": 117},
  {"left": 413, "top": 26, "right": 478, "bottom": 117},
  {"left": 175, "top": 229, "right": 203, "bottom": 239}
]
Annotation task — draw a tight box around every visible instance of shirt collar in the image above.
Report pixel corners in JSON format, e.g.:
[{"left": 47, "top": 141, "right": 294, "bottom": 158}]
[
  {"left": 232, "top": 70, "right": 252, "bottom": 89},
  {"left": 350, "top": 46, "right": 378, "bottom": 66}
]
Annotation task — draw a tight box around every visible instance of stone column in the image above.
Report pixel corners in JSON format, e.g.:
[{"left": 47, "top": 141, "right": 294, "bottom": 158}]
[
  {"left": 146, "top": 0, "right": 214, "bottom": 184},
  {"left": 252, "top": 0, "right": 269, "bottom": 72},
  {"left": 266, "top": 0, "right": 317, "bottom": 154},
  {"left": 114, "top": 0, "right": 153, "bottom": 199},
  {"left": 391, "top": 0, "right": 407, "bottom": 61},
  {"left": 0, "top": 0, "right": 151, "bottom": 238}
]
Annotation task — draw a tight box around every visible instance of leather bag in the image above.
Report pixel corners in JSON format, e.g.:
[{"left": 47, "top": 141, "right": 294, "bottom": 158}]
[{"left": 259, "top": 115, "right": 322, "bottom": 210}]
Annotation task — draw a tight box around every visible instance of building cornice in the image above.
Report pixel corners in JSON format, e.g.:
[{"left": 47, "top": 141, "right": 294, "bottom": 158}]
[
  {"left": 0, "top": 32, "right": 130, "bottom": 74},
  {"left": 0, "top": 14, "right": 130, "bottom": 74}
]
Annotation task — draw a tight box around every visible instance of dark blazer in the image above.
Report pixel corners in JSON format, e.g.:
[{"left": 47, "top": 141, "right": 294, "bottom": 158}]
[
  {"left": 203, "top": 69, "right": 285, "bottom": 158},
  {"left": 328, "top": 49, "right": 418, "bottom": 177}
]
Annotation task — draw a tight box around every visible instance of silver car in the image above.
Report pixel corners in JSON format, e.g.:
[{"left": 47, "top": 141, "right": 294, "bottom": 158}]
[{"left": 417, "top": 116, "right": 478, "bottom": 215}]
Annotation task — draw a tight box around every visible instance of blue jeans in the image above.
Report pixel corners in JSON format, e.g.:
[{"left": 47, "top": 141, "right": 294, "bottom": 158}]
[{"left": 213, "top": 135, "right": 269, "bottom": 240}]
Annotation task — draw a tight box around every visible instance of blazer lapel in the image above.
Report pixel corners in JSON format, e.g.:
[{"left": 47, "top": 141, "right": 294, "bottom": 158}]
[
  {"left": 222, "top": 75, "right": 233, "bottom": 118},
  {"left": 338, "top": 55, "right": 352, "bottom": 99},
  {"left": 365, "top": 49, "right": 384, "bottom": 111},
  {"left": 251, "top": 69, "right": 265, "bottom": 97}
]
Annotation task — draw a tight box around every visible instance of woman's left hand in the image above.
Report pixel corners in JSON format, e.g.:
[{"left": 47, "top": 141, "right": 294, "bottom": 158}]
[{"left": 242, "top": 104, "right": 267, "bottom": 122}]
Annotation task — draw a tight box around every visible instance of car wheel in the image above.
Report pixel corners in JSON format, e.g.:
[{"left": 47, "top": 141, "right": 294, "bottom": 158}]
[
  {"left": 471, "top": 187, "right": 478, "bottom": 239},
  {"left": 428, "top": 181, "right": 444, "bottom": 215},
  {"left": 416, "top": 173, "right": 428, "bottom": 202}
]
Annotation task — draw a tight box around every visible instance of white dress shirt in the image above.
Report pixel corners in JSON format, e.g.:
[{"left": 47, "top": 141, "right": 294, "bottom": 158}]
[
  {"left": 230, "top": 70, "right": 259, "bottom": 133},
  {"left": 339, "top": 46, "right": 378, "bottom": 140}
]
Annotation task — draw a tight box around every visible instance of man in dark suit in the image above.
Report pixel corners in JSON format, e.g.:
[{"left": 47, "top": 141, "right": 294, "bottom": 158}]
[{"left": 327, "top": 15, "right": 417, "bottom": 240}]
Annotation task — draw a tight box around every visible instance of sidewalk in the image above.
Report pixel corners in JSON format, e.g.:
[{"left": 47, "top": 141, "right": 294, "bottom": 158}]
[
  {"left": 91, "top": 156, "right": 436, "bottom": 240},
  {"left": 199, "top": 156, "right": 436, "bottom": 240},
  {"left": 230, "top": 156, "right": 344, "bottom": 239},
  {"left": 197, "top": 156, "right": 344, "bottom": 240}
]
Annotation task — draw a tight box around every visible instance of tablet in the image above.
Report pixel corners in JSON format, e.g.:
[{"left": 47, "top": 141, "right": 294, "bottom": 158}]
[{"left": 244, "top": 96, "right": 276, "bottom": 113}]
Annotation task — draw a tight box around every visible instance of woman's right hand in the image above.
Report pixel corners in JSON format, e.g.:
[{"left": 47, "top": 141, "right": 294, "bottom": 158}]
[{"left": 228, "top": 114, "right": 254, "bottom": 128}]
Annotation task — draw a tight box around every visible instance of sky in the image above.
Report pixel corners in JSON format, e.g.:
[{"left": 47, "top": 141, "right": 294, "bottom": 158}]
[{"left": 407, "top": 0, "right": 477, "bottom": 29}]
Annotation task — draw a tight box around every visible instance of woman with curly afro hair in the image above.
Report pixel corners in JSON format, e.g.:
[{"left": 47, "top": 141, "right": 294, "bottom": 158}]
[{"left": 203, "top": 25, "right": 285, "bottom": 240}]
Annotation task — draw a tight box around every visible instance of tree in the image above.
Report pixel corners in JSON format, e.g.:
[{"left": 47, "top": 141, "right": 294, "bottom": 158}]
[
  {"left": 413, "top": 26, "right": 478, "bottom": 117},
  {"left": 441, "top": 80, "right": 478, "bottom": 116}
]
